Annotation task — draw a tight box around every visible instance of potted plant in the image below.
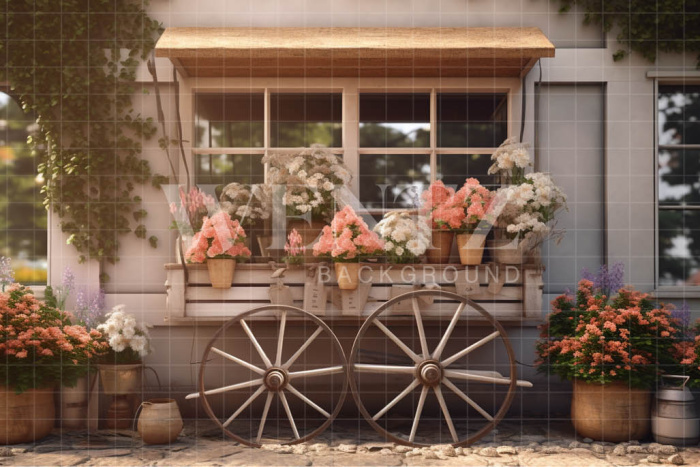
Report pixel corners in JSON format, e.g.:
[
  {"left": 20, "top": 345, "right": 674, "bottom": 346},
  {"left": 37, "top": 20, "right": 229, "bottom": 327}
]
[
  {"left": 282, "top": 228, "right": 305, "bottom": 268},
  {"left": 312, "top": 206, "right": 384, "bottom": 290},
  {"left": 536, "top": 275, "right": 678, "bottom": 442},
  {"left": 373, "top": 210, "right": 430, "bottom": 264},
  {"left": 488, "top": 138, "right": 567, "bottom": 264},
  {"left": 264, "top": 144, "right": 352, "bottom": 246},
  {"left": 185, "top": 211, "right": 252, "bottom": 289},
  {"left": 219, "top": 182, "right": 272, "bottom": 255},
  {"left": 451, "top": 178, "right": 494, "bottom": 265},
  {"left": 420, "top": 181, "right": 463, "bottom": 264},
  {"left": 0, "top": 283, "right": 104, "bottom": 443}
]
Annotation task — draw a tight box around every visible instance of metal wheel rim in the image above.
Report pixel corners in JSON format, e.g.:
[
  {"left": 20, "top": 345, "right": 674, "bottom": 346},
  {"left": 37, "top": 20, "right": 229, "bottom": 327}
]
[
  {"left": 198, "top": 304, "right": 348, "bottom": 447},
  {"left": 348, "top": 289, "right": 517, "bottom": 447}
]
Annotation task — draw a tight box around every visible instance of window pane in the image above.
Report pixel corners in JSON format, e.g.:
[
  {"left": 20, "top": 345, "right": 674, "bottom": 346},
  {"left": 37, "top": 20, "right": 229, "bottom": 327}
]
[
  {"left": 436, "top": 154, "right": 497, "bottom": 190},
  {"left": 659, "top": 84, "right": 700, "bottom": 145},
  {"left": 659, "top": 209, "right": 700, "bottom": 286},
  {"left": 0, "top": 93, "right": 46, "bottom": 284},
  {"left": 195, "top": 93, "right": 264, "bottom": 148},
  {"left": 659, "top": 149, "right": 700, "bottom": 206},
  {"left": 359, "top": 154, "right": 430, "bottom": 209},
  {"left": 270, "top": 93, "right": 341, "bottom": 147},
  {"left": 195, "top": 154, "right": 264, "bottom": 187},
  {"left": 437, "top": 93, "right": 508, "bottom": 147},
  {"left": 360, "top": 93, "right": 430, "bottom": 148}
]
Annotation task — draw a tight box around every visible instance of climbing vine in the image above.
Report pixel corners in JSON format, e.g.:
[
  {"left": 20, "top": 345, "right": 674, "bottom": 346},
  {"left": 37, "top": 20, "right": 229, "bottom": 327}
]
[
  {"left": 0, "top": 1, "right": 165, "bottom": 279},
  {"left": 555, "top": 0, "right": 700, "bottom": 66}
]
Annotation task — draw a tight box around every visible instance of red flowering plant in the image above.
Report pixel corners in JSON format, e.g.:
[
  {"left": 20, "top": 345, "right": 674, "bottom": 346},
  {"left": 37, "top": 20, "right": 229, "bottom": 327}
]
[
  {"left": 312, "top": 206, "right": 384, "bottom": 262},
  {"left": 536, "top": 279, "right": 678, "bottom": 388},
  {"left": 184, "top": 211, "right": 252, "bottom": 263},
  {"left": 0, "top": 284, "right": 106, "bottom": 393},
  {"left": 420, "top": 181, "right": 464, "bottom": 231}
]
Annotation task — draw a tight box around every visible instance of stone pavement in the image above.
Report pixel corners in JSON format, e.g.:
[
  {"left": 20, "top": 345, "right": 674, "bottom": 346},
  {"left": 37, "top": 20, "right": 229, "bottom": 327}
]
[{"left": 2, "top": 420, "right": 700, "bottom": 466}]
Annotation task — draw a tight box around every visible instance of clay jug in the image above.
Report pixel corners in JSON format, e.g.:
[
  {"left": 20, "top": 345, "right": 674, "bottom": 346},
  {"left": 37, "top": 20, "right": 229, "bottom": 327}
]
[{"left": 138, "top": 398, "right": 184, "bottom": 445}]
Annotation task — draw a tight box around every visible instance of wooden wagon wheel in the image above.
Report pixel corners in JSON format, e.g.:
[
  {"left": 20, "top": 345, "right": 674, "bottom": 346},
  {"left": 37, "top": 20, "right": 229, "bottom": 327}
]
[
  {"left": 188, "top": 305, "right": 348, "bottom": 447},
  {"left": 348, "top": 289, "right": 526, "bottom": 447}
]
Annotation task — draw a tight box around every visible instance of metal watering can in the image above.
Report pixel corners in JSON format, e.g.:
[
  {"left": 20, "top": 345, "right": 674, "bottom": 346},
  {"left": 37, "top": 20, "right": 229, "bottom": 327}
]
[{"left": 652, "top": 375, "right": 700, "bottom": 445}]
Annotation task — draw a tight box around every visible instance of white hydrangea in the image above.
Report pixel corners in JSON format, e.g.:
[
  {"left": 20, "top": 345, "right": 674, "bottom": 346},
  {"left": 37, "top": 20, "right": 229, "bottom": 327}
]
[
  {"left": 97, "top": 305, "right": 152, "bottom": 358},
  {"left": 488, "top": 137, "right": 533, "bottom": 176},
  {"left": 373, "top": 211, "right": 430, "bottom": 262},
  {"left": 219, "top": 183, "right": 271, "bottom": 224}
]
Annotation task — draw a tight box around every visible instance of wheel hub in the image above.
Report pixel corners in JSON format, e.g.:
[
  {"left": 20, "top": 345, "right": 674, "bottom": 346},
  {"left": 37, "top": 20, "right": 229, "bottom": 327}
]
[
  {"left": 264, "top": 368, "right": 288, "bottom": 391},
  {"left": 416, "top": 360, "right": 442, "bottom": 386}
]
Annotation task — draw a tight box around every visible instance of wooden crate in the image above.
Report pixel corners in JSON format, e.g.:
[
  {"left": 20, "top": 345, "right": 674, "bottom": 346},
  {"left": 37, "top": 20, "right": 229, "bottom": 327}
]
[{"left": 164, "top": 262, "right": 544, "bottom": 323}]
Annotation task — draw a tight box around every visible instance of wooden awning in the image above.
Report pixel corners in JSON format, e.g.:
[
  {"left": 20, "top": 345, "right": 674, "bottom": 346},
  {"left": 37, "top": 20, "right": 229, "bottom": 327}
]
[{"left": 155, "top": 27, "right": 555, "bottom": 78}]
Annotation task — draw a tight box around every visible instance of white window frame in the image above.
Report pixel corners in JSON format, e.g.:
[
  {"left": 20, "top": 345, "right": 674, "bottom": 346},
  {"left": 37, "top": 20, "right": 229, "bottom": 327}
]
[
  {"left": 653, "top": 78, "right": 700, "bottom": 297},
  {"left": 181, "top": 77, "right": 518, "bottom": 208}
]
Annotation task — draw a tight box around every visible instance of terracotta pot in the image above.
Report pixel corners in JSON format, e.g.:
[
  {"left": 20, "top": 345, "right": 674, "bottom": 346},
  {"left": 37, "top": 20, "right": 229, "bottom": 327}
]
[
  {"left": 138, "top": 398, "right": 184, "bottom": 445},
  {"left": 456, "top": 233, "right": 487, "bottom": 265},
  {"left": 426, "top": 230, "right": 454, "bottom": 264},
  {"left": 59, "top": 373, "right": 97, "bottom": 430},
  {"left": 335, "top": 263, "right": 360, "bottom": 290},
  {"left": 0, "top": 386, "right": 55, "bottom": 444},
  {"left": 571, "top": 379, "right": 651, "bottom": 442},
  {"left": 98, "top": 363, "right": 143, "bottom": 395},
  {"left": 206, "top": 258, "right": 236, "bottom": 289}
]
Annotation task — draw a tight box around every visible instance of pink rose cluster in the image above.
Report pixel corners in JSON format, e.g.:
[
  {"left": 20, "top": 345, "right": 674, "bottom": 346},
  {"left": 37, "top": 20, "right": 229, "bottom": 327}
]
[
  {"left": 313, "top": 206, "right": 384, "bottom": 261},
  {"left": 185, "top": 211, "right": 252, "bottom": 263},
  {"left": 284, "top": 229, "right": 306, "bottom": 258},
  {"left": 421, "top": 179, "right": 493, "bottom": 232}
]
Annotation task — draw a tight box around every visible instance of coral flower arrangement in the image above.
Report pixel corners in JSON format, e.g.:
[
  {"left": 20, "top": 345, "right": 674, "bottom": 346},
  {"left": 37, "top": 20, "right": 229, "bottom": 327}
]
[
  {"left": 0, "top": 284, "right": 105, "bottom": 393},
  {"left": 536, "top": 279, "right": 678, "bottom": 388},
  {"left": 283, "top": 228, "right": 306, "bottom": 266},
  {"left": 420, "top": 180, "right": 463, "bottom": 231},
  {"left": 313, "top": 206, "right": 384, "bottom": 262},
  {"left": 185, "top": 211, "right": 251, "bottom": 263},
  {"left": 451, "top": 178, "right": 494, "bottom": 233}
]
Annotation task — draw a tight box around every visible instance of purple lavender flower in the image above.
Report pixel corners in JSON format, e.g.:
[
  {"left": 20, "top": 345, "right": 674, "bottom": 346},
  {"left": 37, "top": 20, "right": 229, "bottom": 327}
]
[
  {"left": 672, "top": 302, "right": 692, "bottom": 340},
  {"left": 580, "top": 262, "right": 625, "bottom": 297},
  {"left": 62, "top": 267, "right": 75, "bottom": 292},
  {"left": 0, "top": 256, "right": 14, "bottom": 291},
  {"left": 86, "top": 289, "right": 106, "bottom": 329}
]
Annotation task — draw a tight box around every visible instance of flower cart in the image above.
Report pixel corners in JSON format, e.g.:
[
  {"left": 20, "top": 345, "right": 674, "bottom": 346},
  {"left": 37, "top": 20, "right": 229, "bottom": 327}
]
[{"left": 165, "top": 261, "right": 540, "bottom": 447}]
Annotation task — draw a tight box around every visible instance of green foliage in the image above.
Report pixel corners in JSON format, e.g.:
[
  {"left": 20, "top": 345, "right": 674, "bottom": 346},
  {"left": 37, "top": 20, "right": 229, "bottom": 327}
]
[
  {"left": 0, "top": 1, "right": 164, "bottom": 276},
  {"left": 555, "top": 0, "right": 700, "bottom": 66}
]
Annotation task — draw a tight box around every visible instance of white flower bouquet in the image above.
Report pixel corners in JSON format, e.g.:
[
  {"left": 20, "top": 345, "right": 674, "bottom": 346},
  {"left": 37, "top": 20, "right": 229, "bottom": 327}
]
[
  {"left": 487, "top": 137, "right": 532, "bottom": 183},
  {"left": 219, "top": 182, "right": 272, "bottom": 226},
  {"left": 96, "top": 305, "right": 151, "bottom": 364},
  {"left": 263, "top": 144, "right": 351, "bottom": 222},
  {"left": 373, "top": 210, "right": 431, "bottom": 263}
]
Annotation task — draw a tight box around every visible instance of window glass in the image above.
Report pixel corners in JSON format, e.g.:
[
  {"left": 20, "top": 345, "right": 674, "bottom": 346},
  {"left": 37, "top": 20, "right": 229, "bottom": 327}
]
[
  {"left": 658, "top": 209, "right": 700, "bottom": 286},
  {"left": 359, "top": 154, "right": 430, "bottom": 209},
  {"left": 270, "top": 93, "right": 342, "bottom": 147},
  {"left": 659, "top": 149, "right": 700, "bottom": 206},
  {"left": 195, "top": 93, "right": 264, "bottom": 148},
  {"left": 437, "top": 93, "right": 508, "bottom": 147},
  {"left": 436, "top": 154, "right": 497, "bottom": 190},
  {"left": 360, "top": 93, "right": 430, "bottom": 148},
  {"left": 0, "top": 93, "right": 46, "bottom": 284},
  {"left": 195, "top": 154, "right": 265, "bottom": 187},
  {"left": 658, "top": 85, "right": 700, "bottom": 146}
]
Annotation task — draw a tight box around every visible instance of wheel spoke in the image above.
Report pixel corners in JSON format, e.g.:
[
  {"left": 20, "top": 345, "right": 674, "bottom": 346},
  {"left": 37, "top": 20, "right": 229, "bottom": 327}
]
[
  {"left": 222, "top": 385, "right": 266, "bottom": 427},
  {"left": 283, "top": 326, "right": 323, "bottom": 370},
  {"left": 433, "top": 385, "right": 459, "bottom": 443},
  {"left": 442, "top": 378, "right": 493, "bottom": 421},
  {"left": 409, "top": 385, "right": 429, "bottom": 443},
  {"left": 373, "top": 379, "right": 421, "bottom": 421},
  {"left": 432, "top": 302, "right": 465, "bottom": 360},
  {"left": 354, "top": 364, "right": 415, "bottom": 375},
  {"left": 288, "top": 366, "right": 344, "bottom": 379},
  {"left": 286, "top": 384, "right": 331, "bottom": 418},
  {"left": 411, "top": 298, "right": 430, "bottom": 358},
  {"left": 279, "top": 390, "right": 300, "bottom": 439},
  {"left": 275, "top": 310, "right": 287, "bottom": 367},
  {"left": 240, "top": 319, "right": 273, "bottom": 368},
  {"left": 443, "top": 369, "right": 515, "bottom": 385},
  {"left": 372, "top": 319, "right": 422, "bottom": 364},
  {"left": 186, "top": 378, "right": 264, "bottom": 399},
  {"left": 441, "top": 331, "right": 500, "bottom": 367},
  {"left": 210, "top": 347, "right": 265, "bottom": 375},
  {"left": 256, "top": 391, "right": 274, "bottom": 443}
]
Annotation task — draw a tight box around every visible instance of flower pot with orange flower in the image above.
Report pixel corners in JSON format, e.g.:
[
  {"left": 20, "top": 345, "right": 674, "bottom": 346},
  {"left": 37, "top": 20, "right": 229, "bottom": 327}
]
[
  {"left": 536, "top": 274, "right": 678, "bottom": 442},
  {"left": 452, "top": 178, "right": 494, "bottom": 265},
  {"left": 420, "top": 181, "right": 461, "bottom": 264},
  {"left": 312, "top": 206, "right": 384, "bottom": 291},
  {"left": 0, "top": 282, "right": 104, "bottom": 443},
  {"left": 185, "top": 211, "right": 252, "bottom": 289}
]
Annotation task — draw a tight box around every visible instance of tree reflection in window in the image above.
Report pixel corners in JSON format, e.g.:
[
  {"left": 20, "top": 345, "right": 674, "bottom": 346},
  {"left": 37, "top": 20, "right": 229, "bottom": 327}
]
[
  {"left": 0, "top": 92, "right": 47, "bottom": 284},
  {"left": 658, "top": 85, "right": 700, "bottom": 286}
]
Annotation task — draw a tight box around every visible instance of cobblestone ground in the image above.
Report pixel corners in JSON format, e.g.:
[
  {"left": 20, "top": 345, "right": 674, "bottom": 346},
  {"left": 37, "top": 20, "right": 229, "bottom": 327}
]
[{"left": 2, "top": 420, "right": 700, "bottom": 466}]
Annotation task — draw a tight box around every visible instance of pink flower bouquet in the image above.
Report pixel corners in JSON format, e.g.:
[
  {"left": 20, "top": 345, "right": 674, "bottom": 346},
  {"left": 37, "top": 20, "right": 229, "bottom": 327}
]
[
  {"left": 312, "top": 206, "right": 384, "bottom": 262},
  {"left": 185, "top": 211, "right": 252, "bottom": 263},
  {"left": 283, "top": 229, "right": 306, "bottom": 265},
  {"left": 420, "top": 180, "right": 464, "bottom": 231},
  {"left": 451, "top": 178, "right": 494, "bottom": 233}
]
